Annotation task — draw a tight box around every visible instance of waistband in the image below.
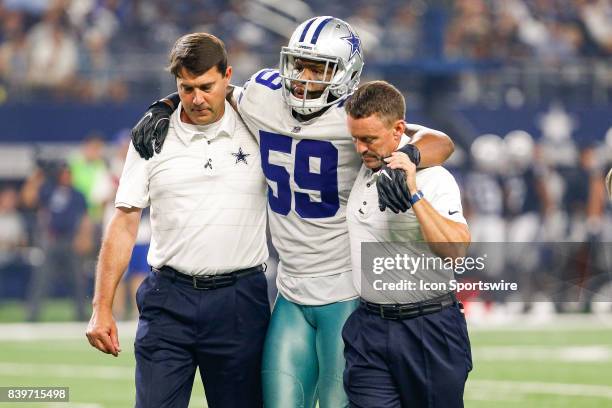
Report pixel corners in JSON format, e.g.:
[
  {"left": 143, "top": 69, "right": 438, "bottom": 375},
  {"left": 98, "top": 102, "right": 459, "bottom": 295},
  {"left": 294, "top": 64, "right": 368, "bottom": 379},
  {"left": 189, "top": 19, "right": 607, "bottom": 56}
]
[
  {"left": 152, "top": 264, "right": 265, "bottom": 290},
  {"left": 360, "top": 292, "right": 459, "bottom": 320}
]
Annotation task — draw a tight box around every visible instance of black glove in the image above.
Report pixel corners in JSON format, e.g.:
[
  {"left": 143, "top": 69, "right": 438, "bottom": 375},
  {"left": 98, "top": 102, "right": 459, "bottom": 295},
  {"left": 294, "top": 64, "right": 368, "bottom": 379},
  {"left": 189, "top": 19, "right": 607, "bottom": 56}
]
[
  {"left": 377, "top": 164, "right": 412, "bottom": 213},
  {"left": 131, "top": 93, "right": 180, "bottom": 160},
  {"left": 376, "top": 144, "right": 420, "bottom": 213}
]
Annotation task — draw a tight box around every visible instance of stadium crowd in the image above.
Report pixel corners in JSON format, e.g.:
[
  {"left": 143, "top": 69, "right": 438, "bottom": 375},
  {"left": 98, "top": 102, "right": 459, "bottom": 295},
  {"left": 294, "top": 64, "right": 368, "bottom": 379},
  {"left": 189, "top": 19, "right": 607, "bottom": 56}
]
[
  {"left": 0, "top": 131, "right": 152, "bottom": 320},
  {"left": 0, "top": 0, "right": 610, "bottom": 102}
]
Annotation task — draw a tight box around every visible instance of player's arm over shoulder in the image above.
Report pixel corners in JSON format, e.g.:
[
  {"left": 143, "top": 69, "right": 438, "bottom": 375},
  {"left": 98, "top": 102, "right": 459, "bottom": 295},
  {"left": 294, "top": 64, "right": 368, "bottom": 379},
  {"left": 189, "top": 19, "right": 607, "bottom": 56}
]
[{"left": 405, "top": 124, "right": 454, "bottom": 168}]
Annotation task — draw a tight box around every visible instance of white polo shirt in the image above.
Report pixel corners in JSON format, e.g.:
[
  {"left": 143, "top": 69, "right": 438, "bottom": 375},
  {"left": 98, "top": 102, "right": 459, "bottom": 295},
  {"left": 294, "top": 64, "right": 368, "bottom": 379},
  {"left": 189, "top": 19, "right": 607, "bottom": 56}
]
[
  {"left": 116, "top": 101, "right": 268, "bottom": 276},
  {"left": 347, "top": 136, "right": 467, "bottom": 303}
]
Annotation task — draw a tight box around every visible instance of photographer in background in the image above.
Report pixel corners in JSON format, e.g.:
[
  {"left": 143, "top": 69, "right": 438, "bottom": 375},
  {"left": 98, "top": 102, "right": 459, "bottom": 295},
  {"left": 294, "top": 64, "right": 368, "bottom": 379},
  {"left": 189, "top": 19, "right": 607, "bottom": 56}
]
[{"left": 21, "top": 161, "right": 93, "bottom": 321}]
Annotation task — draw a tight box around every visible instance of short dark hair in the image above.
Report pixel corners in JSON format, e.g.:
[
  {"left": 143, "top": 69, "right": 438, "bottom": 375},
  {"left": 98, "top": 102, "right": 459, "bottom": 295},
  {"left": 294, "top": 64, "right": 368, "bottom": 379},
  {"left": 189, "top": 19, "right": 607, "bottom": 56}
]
[
  {"left": 168, "top": 33, "right": 228, "bottom": 78},
  {"left": 345, "top": 81, "right": 406, "bottom": 125}
]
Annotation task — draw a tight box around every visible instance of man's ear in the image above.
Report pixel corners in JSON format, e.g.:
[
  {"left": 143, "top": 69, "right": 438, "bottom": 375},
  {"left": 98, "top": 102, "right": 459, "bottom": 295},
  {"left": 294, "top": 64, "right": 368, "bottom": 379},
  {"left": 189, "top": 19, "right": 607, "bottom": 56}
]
[
  {"left": 224, "top": 66, "right": 233, "bottom": 83},
  {"left": 393, "top": 119, "right": 406, "bottom": 139}
]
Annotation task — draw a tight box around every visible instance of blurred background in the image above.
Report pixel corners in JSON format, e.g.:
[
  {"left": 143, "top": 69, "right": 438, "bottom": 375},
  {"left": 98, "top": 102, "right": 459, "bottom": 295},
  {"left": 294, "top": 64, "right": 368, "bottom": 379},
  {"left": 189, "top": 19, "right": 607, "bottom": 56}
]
[{"left": 0, "top": 0, "right": 611, "bottom": 407}]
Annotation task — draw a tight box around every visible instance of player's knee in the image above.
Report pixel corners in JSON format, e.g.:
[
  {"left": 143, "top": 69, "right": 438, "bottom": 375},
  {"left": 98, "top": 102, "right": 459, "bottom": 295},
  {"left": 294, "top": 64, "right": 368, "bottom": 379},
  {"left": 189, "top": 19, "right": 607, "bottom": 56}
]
[
  {"left": 317, "top": 372, "right": 349, "bottom": 408},
  {"left": 262, "top": 369, "right": 308, "bottom": 408}
]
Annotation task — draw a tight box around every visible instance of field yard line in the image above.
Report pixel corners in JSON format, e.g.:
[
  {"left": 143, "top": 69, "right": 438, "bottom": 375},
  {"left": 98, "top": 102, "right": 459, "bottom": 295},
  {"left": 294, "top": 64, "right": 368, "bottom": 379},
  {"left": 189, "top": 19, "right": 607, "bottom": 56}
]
[
  {"left": 467, "top": 314, "right": 612, "bottom": 331},
  {"left": 1, "top": 315, "right": 612, "bottom": 341},
  {"left": 35, "top": 404, "right": 103, "bottom": 408},
  {"left": 0, "top": 362, "right": 133, "bottom": 380},
  {"left": 474, "top": 345, "right": 612, "bottom": 362},
  {"left": 464, "top": 388, "right": 523, "bottom": 402},
  {"left": 0, "top": 321, "right": 138, "bottom": 341},
  {"left": 469, "top": 380, "right": 612, "bottom": 399}
]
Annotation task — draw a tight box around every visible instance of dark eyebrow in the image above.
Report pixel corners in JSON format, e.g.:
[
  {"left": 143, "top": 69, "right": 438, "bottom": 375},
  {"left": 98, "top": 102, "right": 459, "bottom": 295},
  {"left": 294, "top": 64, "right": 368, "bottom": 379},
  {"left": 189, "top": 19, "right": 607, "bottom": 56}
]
[
  {"left": 181, "top": 80, "right": 215, "bottom": 89},
  {"left": 354, "top": 134, "right": 375, "bottom": 141}
]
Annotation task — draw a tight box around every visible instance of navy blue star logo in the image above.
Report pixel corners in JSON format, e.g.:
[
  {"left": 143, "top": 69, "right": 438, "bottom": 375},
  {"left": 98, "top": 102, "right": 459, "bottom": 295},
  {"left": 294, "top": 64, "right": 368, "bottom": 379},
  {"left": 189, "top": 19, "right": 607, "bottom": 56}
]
[
  {"left": 232, "top": 147, "right": 250, "bottom": 165},
  {"left": 342, "top": 32, "right": 362, "bottom": 59}
]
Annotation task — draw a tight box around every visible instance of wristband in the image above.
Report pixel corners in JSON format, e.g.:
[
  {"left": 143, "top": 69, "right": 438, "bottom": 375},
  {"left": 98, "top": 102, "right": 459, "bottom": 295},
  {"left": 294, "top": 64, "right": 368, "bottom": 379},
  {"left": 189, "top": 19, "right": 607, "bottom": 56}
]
[
  {"left": 398, "top": 143, "right": 421, "bottom": 167},
  {"left": 409, "top": 190, "right": 424, "bottom": 205}
]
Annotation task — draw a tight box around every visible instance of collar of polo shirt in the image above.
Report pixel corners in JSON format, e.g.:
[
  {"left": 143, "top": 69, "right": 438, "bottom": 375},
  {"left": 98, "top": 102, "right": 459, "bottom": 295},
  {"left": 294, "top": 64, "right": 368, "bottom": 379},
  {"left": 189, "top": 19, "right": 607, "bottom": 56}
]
[{"left": 172, "top": 100, "right": 236, "bottom": 145}]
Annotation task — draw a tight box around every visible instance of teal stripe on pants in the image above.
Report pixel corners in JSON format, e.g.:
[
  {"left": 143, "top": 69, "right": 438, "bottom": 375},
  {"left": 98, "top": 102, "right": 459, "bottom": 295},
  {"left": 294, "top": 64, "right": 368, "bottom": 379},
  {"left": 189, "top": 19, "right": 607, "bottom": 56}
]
[{"left": 262, "top": 294, "right": 359, "bottom": 408}]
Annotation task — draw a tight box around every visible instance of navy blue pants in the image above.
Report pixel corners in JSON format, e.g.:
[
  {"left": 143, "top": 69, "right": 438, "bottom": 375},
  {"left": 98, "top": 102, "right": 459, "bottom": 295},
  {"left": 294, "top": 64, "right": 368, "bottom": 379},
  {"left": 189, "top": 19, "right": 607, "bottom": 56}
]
[
  {"left": 342, "top": 303, "right": 472, "bottom": 408},
  {"left": 134, "top": 270, "right": 270, "bottom": 408}
]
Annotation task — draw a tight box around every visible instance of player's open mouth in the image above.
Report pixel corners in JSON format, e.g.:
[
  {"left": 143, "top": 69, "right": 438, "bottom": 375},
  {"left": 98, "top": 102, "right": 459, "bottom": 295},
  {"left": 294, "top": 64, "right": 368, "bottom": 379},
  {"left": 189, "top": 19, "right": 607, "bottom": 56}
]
[
  {"left": 292, "top": 85, "right": 324, "bottom": 100},
  {"left": 292, "top": 86, "right": 305, "bottom": 98}
]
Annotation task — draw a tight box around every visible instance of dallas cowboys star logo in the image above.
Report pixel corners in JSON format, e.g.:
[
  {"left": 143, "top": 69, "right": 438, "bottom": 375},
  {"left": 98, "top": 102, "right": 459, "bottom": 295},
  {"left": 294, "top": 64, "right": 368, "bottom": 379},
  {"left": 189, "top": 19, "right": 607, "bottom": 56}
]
[
  {"left": 232, "top": 147, "right": 250, "bottom": 165},
  {"left": 341, "top": 31, "right": 362, "bottom": 59}
]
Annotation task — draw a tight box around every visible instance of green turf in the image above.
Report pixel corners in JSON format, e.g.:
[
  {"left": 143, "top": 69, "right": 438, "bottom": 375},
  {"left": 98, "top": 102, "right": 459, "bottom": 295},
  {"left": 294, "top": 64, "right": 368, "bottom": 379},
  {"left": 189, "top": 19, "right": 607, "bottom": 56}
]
[
  {"left": 1, "top": 302, "right": 612, "bottom": 407},
  {"left": 0, "top": 339, "right": 207, "bottom": 407},
  {"left": 464, "top": 328, "right": 612, "bottom": 407},
  {"left": 0, "top": 300, "right": 91, "bottom": 323}
]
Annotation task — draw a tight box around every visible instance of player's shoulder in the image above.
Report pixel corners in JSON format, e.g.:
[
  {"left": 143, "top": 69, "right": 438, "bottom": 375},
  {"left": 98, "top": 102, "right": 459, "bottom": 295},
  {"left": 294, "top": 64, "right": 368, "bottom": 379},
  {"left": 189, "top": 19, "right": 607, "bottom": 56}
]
[
  {"left": 237, "top": 68, "right": 283, "bottom": 111},
  {"left": 244, "top": 68, "right": 283, "bottom": 95}
]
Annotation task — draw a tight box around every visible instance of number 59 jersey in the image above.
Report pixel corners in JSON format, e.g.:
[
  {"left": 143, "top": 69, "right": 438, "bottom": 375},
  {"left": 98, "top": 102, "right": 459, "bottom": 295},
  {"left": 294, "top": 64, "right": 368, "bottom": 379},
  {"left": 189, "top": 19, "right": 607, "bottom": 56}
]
[{"left": 236, "top": 69, "right": 361, "bottom": 305}]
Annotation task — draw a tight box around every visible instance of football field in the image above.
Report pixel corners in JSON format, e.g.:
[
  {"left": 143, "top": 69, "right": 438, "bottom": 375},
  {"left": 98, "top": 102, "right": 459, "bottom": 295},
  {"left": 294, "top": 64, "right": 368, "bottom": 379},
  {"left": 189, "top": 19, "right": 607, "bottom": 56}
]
[{"left": 1, "top": 316, "right": 611, "bottom": 407}]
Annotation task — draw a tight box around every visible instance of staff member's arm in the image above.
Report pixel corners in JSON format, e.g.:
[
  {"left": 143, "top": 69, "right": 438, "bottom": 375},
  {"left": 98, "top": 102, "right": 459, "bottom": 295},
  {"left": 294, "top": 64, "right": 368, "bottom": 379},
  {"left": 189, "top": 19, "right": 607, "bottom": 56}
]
[
  {"left": 86, "top": 207, "right": 142, "bottom": 356},
  {"left": 385, "top": 152, "right": 470, "bottom": 259}
]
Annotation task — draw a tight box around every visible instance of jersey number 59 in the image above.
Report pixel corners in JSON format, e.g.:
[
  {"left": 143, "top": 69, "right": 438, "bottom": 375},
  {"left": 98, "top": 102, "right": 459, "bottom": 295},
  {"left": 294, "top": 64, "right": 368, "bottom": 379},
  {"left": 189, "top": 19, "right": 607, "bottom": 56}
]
[{"left": 260, "top": 130, "right": 340, "bottom": 218}]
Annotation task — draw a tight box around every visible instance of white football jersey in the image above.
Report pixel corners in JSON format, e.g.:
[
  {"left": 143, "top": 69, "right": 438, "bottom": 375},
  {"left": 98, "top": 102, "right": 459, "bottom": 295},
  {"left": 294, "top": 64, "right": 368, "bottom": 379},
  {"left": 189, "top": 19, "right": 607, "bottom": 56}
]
[{"left": 235, "top": 68, "right": 362, "bottom": 304}]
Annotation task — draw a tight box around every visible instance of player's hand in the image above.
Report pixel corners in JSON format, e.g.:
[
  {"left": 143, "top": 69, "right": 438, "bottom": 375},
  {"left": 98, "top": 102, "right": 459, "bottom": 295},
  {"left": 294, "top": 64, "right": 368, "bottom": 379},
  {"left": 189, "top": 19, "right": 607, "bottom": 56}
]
[
  {"left": 396, "top": 143, "right": 421, "bottom": 167},
  {"left": 377, "top": 163, "right": 412, "bottom": 213},
  {"left": 378, "top": 152, "right": 418, "bottom": 214},
  {"left": 86, "top": 308, "right": 121, "bottom": 357},
  {"left": 131, "top": 101, "right": 173, "bottom": 160},
  {"left": 385, "top": 151, "right": 418, "bottom": 192},
  {"left": 376, "top": 144, "right": 421, "bottom": 213}
]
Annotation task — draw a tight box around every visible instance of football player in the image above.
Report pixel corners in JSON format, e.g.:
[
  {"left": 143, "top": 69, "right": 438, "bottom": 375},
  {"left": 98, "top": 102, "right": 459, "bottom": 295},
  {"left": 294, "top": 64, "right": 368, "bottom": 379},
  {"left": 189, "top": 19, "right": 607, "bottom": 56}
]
[{"left": 130, "top": 17, "right": 454, "bottom": 408}]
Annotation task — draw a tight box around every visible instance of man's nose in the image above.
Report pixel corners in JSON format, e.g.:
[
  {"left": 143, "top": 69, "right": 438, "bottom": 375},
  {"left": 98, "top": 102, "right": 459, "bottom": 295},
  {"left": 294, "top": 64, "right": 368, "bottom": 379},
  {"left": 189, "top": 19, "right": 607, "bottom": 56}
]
[
  {"left": 354, "top": 140, "right": 368, "bottom": 154},
  {"left": 299, "top": 68, "right": 316, "bottom": 81},
  {"left": 193, "top": 89, "right": 205, "bottom": 105}
]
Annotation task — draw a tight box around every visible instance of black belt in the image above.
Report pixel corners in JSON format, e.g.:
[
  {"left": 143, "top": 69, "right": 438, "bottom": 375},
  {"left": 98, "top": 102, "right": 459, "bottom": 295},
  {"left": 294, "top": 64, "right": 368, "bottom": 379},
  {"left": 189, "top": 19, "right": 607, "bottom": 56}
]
[
  {"left": 360, "top": 292, "right": 458, "bottom": 320},
  {"left": 152, "top": 264, "right": 265, "bottom": 290}
]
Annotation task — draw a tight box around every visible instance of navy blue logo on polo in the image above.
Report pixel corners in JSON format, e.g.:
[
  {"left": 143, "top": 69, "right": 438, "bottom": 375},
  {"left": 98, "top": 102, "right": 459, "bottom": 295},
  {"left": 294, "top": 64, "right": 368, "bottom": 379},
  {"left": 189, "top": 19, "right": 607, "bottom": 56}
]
[
  {"left": 231, "top": 147, "right": 250, "bottom": 165},
  {"left": 291, "top": 126, "right": 301, "bottom": 133},
  {"left": 204, "top": 158, "right": 213, "bottom": 169},
  {"left": 448, "top": 210, "right": 459, "bottom": 215}
]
